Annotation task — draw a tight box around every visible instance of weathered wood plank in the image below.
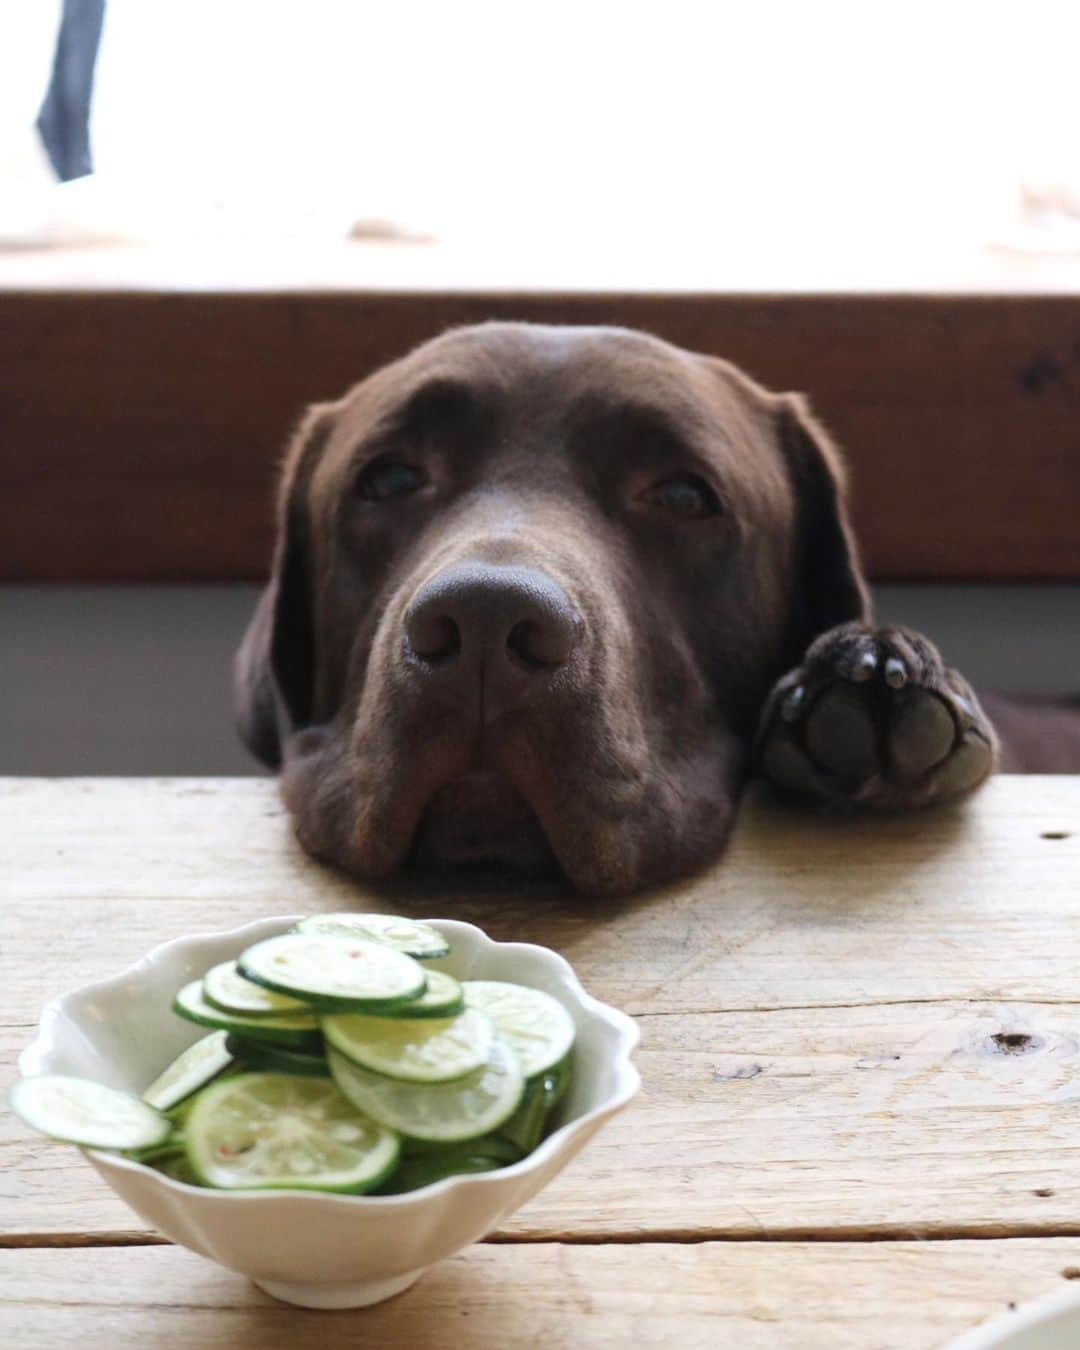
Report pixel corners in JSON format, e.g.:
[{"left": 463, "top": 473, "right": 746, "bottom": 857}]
[
  {"left": 4, "top": 776, "right": 1079, "bottom": 1245},
  {"left": 2, "top": 777, "right": 1077, "bottom": 1016},
  {"left": 7, "top": 997, "right": 1080, "bottom": 1244},
  {"left": 3, "top": 1239, "right": 1079, "bottom": 1349}
]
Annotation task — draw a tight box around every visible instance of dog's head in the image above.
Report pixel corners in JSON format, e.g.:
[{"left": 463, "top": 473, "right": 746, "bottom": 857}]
[{"left": 236, "top": 323, "right": 867, "bottom": 895}]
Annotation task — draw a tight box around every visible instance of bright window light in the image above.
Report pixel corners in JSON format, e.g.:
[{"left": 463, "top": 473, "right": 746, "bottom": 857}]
[{"left": 3, "top": 0, "right": 1080, "bottom": 259}]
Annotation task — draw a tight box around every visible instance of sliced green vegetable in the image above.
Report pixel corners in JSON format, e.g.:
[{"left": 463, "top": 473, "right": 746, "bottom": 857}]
[
  {"left": 142, "top": 1030, "right": 234, "bottom": 1111},
  {"left": 294, "top": 913, "right": 449, "bottom": 959},
  {"left": 202, "top": 961, "right": 309, "bottom": 1017},
  {"left": 224, "top": 1034, "right": 329, "bottom": 1077},
  {"left": 497, "top": 1053, "right": 573, "bottom": 1154},
  {"left": 322, "top": 1007, "right": 494, "bottom": 1084},
  {"left": 238, "top": 934, "right": 426, "bottom": 1012},
  {"left": 463, "top": 980, "right": 575, "bottom": 1077},
  {"left": 378, "top": 969, "right": 464, "bottom": 1019},
  {"left": 10, "top": 1075, "right": 171, "bottom": 1151},
  {"left": 184, "top": 1072, "right": 400, "bottom": 1193},
  {"left": 328, "top": 1039, "right": 524, "bottom": 1143},
  {"left": 172, "top": 979, "right": 322, "bottom": 1049}
]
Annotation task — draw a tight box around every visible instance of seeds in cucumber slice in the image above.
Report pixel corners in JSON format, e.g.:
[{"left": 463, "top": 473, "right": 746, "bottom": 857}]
[
  {"left": 184, "top": 1072, "right": 400, "bottom": 1192},
  {"left": 383, "top": 969, "right": 464, "bottom": 1019},
  {"left": 463, "top": 980, "right": 575, "bottom": 1077},
  {"left": 322, "top": 1007, "right": 494, "bottom": 1084},
  {"left": 294, "top": 913, "right": 449, "bottom": 959},
  {"left": 328, "top": 1039, "right": 524, "bottom": 1143},
  {"left": 202, "top": 961, "right": 309, "bottom": 1018},
  {"left": 496, "top": 1053, "right": 573, "bottom": 1155},
  {"left": 142, "top": 1030, "right": 234, "bottom": 1111},
  {"left": 238, "top": 934, "right": 426, "bottom": 1011},
  {"left": 10, "top": 1075, "right": 171, "bottom": 1151},
  {"left": 224, "top": 1034, "right": 329, "bottom": 1077},
  {"left": 173, "top": 979, "right": 321, "bottom": 1049}
]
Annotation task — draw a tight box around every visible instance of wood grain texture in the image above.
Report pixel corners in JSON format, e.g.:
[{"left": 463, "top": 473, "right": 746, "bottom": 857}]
[
  {"left": 7, "top": 998, "right": 1080, "bottom": 1245},
  {"left": 2, "top": 292, "right": 1079, "bottom": 582},
  {"left": 3, "top": 776, "right": 1079, "bottom": 1247},
  {"left": 4, "top": 1240, "right": 1080, "bottom": 1349},
  {"left": 2, "top": 776, "right": 1077, "bottom": 1012},
  {"left": 5, "top": 774, "right": 1080, "bottom": 1343}
]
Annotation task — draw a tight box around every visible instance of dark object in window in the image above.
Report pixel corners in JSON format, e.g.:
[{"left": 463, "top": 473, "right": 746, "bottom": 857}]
[{"left": 36, "top": 0, "right": 107, "bottom": 182}]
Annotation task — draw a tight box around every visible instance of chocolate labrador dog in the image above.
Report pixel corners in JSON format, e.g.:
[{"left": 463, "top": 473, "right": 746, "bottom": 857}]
[{"left": 235, "top": 322, "right": 1078, "bottom": 896}]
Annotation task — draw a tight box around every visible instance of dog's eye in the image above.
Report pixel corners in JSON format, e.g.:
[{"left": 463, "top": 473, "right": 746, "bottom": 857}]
[
  {"left": 643, "top": 474, "right": 721, "bottom": 519},
  {"left": 355, "top": 457, "right": 427, "bottom": 502}
]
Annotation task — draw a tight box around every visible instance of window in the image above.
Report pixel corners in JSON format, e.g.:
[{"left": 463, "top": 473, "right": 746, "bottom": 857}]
[{"left": 4, "top": 0, "right": 1080, "bottom": 271}]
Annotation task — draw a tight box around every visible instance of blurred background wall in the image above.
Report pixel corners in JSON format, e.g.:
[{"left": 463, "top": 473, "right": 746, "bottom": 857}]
[{"left": 2, "top": 585, "right": 1076, "bottom": 775}]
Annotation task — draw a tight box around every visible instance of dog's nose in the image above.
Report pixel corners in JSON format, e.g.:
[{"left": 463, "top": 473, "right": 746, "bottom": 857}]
[{"left": 404, "top": 563, "right": 580, "bottom": 714}]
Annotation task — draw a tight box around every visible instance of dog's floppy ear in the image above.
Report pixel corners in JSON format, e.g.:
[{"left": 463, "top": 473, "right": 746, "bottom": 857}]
[
  {"left": 233, "top": 404, "right": 335, "bottom": 768},
  {"left": 776, "top": 393, "right": 871, "bottom": 660}
]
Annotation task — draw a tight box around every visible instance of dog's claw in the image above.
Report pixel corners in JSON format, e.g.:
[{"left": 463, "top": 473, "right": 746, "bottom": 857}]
[
  {"left": 833, "top": 637, "right": 878, "bottom": 683},
  {"left": 884, "top": 657, "right": 907, "bottom": 689},
  {"left": 756, "top": 622, "right": 997, "bottom": 808},
  {"left": 781, "top": 685, "right": 805, "bottom": 722}
]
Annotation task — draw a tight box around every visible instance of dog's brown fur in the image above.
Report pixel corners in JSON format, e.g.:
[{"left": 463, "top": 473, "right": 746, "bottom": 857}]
[{"left": 235, "top": 323, "right": 1076, "bottom": 896}]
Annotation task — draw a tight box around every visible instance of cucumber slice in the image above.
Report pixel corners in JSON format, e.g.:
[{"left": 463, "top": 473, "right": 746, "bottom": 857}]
[
  {"left": 377, "top": 1150, "right": 509, "bottom": 1194},
  {"left": 497, "top": 1053, "right": 573, "bottom": 1154},
  {"left": 238, "top": 934, "right": 426, "bottom": 1012},
  {"left": 127, "top": 1136, "right": 187, "bottom": 1166},
  {"left": 224, "top": 1034, "right": 329, "bottom": 1077},
  {"left": 142, "top": 1030, "right": 234, "bottom": 1111},
  {"left": 202, "top": 961, "right": 309, "bottom": 1017},
  {"left": 322, "top": 1007, "right": 494, "bottom": 1084},
  {"left": 294, "top": 913, "right": 449, "bottom": 959},
  {"left": 173, "top": 979, "right": 321, "bottom": 1049},
  {"left": 165, "top": 1063, "right": 242, "bottom": 1128},
  {"left": 155, "top": 1152, "right": 201, "bottom": 1185},
  {"left": 10, "top": 1075, "right": 171, "bottom": 1150},
  {"left": 328, "top": 1039, "right": 524, "bottom": 1143},
  {"left": 384, "top": 969, "right": 464, "bottom": 1019},
  {"left": 463, "top": 980, "right": 576, "bottom": 1077},
  {"left": 401, "top": 1133, "right": 523, "bottom": 1164},
  {"left": 184, "top": 1072, "right": 400, "bottom": 1193}
]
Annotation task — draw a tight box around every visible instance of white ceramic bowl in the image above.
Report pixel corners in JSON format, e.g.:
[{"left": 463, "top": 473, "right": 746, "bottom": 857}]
[
  {"left": 946, "top": 1288, "right": 1080, "bottom": 1349},
  {"left": 18, "top": 915, "right": 640, "bottom": 1309}
]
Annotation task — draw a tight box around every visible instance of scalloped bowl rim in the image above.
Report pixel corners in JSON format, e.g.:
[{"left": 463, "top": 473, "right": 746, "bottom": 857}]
[
  {"left": 18, "top": 914, "right": 641, "bottom": 1212},
  {"left": 944, "top": 1285, "right": 1080, "bottom": 1348}
]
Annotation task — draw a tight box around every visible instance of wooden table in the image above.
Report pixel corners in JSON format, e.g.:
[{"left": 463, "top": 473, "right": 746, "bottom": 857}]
[{"left": 3, "top": 775, "right": 1079, "bottom": 1347}]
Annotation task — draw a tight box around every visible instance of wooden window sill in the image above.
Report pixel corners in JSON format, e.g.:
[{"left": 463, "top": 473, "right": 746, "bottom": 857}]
[{"left": 1, "top": 239, "right": 1078, "bottom": 583}]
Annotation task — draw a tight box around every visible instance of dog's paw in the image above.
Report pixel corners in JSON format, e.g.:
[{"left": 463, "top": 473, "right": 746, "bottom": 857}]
[{"left": 755, "top": 623, "right": 998, "bottom": 808}]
